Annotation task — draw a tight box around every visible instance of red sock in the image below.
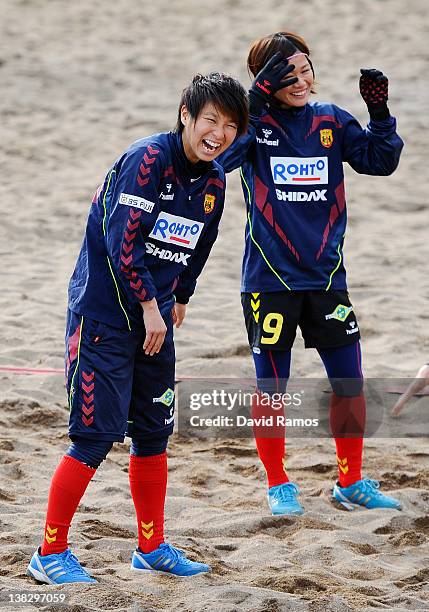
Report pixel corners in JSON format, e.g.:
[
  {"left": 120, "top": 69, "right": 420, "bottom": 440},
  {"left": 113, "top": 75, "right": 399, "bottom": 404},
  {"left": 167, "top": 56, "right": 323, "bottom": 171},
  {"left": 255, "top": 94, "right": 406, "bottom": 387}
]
[
  {"left": 252, "top": 392, "right": 289, "bottom": 488},
  {"left": 40, "top": 455, "right": 95, "bottom": 556},
  {"left": 330, "top": 392, "right": 366, "bottom": 487},
  {"left": 128, "top": 452, "right": 167, "bottom": 553}
]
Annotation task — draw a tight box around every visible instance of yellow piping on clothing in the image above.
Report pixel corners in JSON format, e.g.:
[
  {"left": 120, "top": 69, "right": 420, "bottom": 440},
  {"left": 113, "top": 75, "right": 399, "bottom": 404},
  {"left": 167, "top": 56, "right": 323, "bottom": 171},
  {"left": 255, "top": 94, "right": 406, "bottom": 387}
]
[
  {"left": 240, "top": 167, "right": 291, "bottom": 291},
  {"left": 102, "top": 169, "right": 132, "bottom": 331},
  {"left": 106, "top": 256, "right": 131, "bottom": 330},
  {"left": 68, "top": 316, "right": 83, "bottom": 411},
  {"left": 325, "top": 238, "right": 343, "bottom": 291}
]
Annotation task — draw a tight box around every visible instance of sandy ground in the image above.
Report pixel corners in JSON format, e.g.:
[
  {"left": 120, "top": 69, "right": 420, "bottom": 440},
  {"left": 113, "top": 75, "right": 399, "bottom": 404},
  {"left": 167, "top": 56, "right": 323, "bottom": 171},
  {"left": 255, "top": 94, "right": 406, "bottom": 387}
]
[{"left": 0, "top": 0, "right": 428, "bottom": 610}]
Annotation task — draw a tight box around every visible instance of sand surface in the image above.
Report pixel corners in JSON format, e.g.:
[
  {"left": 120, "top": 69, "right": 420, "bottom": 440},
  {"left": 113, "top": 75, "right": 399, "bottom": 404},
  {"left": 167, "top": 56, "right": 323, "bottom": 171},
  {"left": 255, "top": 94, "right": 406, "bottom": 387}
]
[{"left": 0, "top": 0, "right": 428, "bottom": 610}]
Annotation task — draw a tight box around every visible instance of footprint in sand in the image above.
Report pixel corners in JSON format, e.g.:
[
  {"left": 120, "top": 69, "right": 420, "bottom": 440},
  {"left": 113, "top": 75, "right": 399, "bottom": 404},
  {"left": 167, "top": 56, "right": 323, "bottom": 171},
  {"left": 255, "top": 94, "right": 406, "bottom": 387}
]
[
  {"left": 212, "top": 445, "right": 255, "bottom": 458},
  {"left": 199, "top": 344, "right": 250, "bottom": 359},
  {"left": 342, "top": 566, "right": 386, "bottom": 581},
  {"left": 0, "top": 440, "right": 14, "bottom": 451},
  {"left": 354, "top": 585, "right": 386, "bottom": 597},
  {"left": 295, "top": 462, "right": 336, "bottom": 475},
  {"left": 214, "top": 543, "right": 238, "bottom": 551},
  {"left": 252, "top": 574, "right": 327, "bottom": 596},
  {"left": 373, "top": 516, "right": 410, "bottom": 535},
  {"left": 374, "top": 515, "right": 428, "bottom": 536},
  {"left": 186, "top": 467, "right": 218, "bottom": 487},
  {"left": 76, "top": 504, "right": 103, "bottom": 514},
  {"left": 0, "top": 550, "right": 27, "bottom": 567},
  {"left": 229, "top": 463, "right": 261, "bottom": 477},
  {"left": 394, "top": 567, "right": 429, "bottom": 590},
  {"left": 380, "top": 470, "right": 429, "bottom": 488},
  {"left": 80, "top": 519, "right": 134, "bottom": 540},
  {"left": 388, "top": 531, "right": 426, "bottom": 547},
  {"left": 341, "top": 541, "right": 379, "bottom": 555},
  {"left": 0, "top": 488, "right": 16, "bottom": 501},
  {"left": 15, "top": 406, "right": 61, "bottom": 428},
  {"left": 1, "top": 462, "right": 24, "bottom": 481},
  {"left": 248, "top": 515, "right": 339, "bottom": 540},
  {"left": 413, "top": 516, "right": 429, "bottom": 534}
]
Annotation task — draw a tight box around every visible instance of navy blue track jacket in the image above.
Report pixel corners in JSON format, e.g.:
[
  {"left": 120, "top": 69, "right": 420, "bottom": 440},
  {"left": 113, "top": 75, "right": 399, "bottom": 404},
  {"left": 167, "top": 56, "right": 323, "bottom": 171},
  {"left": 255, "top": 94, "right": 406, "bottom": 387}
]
[
  {"left": 219, "top": 102, "right": 403, "bottom": 292},
  {"left": 69, "top": 132, "right": 225, "bottom": 330}
]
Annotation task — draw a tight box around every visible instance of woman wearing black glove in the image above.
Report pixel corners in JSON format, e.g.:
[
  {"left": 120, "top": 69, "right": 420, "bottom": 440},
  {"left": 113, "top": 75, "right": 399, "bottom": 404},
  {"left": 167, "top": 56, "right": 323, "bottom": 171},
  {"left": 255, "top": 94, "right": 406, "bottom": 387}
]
[
  {"left": 218, "top": 31, "right": 404, "bottom": 517},
  {"left": 248, "top": 50, "right": 298, "bottom": 116},
  {"left": 359, "top": 68, "right": 390, "bottom": 120}
]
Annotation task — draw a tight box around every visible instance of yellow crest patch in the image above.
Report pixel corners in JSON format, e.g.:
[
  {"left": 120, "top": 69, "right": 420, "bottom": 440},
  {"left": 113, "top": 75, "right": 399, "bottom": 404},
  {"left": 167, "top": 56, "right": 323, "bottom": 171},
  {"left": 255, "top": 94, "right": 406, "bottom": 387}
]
[
  {"left": 320, "top": 128, "right": 333, "bottom": 148},
  {"left": 204, "top": 194, "right": 215, "bottom": 214}
]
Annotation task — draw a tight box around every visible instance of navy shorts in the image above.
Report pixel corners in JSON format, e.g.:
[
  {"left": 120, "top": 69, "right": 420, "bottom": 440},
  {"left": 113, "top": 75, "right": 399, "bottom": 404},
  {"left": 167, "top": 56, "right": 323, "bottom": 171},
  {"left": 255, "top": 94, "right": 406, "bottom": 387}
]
[
  {"left": 65, "top": 303, "right": 175, "bottom": 442},
  {"left": 242, "top": 290, "right": 361, "bottom": 351}
]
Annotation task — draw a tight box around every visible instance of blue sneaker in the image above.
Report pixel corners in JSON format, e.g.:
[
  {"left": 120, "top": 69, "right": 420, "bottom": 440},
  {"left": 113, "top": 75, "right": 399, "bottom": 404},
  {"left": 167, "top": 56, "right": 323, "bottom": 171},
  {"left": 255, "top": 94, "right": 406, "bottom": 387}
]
[
  {"left": 131, "top": 543, "right": 210, "bottom": 577},
  {"left": 27, "top": 548, "right": 97, "bottom": 584},
  {"left": 267, "top": 482, "right": 304, "bottom": 516},
  {"left": 333, "top": 478, "right": 402, "bottom": 511}
]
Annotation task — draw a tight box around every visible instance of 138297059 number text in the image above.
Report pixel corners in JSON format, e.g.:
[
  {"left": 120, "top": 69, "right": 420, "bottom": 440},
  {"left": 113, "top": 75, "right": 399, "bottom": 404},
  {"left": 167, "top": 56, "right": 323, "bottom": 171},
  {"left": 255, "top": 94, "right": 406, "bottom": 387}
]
[{"left": 3, "top": 592, "right": 68, "bottom": 605}]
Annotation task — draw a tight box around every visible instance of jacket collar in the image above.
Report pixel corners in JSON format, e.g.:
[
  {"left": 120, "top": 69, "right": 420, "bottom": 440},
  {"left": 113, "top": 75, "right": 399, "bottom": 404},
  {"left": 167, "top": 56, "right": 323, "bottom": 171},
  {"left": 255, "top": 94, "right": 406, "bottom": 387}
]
[
  {"left": 170, "top": 131, "right": 216, "bottom": 183},
  {"left": 268, "top": 102, "right": 310, "bottom": 122}
]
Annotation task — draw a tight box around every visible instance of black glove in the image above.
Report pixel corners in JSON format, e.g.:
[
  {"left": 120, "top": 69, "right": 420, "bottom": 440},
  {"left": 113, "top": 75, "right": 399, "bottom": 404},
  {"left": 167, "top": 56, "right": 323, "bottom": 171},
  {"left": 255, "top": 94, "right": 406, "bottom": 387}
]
[
  {"left": 249, "top": 51, "right": 298, "bottom": 116},
  {"left": 359, "top": 68, "right": 390, "bottom": 120}
]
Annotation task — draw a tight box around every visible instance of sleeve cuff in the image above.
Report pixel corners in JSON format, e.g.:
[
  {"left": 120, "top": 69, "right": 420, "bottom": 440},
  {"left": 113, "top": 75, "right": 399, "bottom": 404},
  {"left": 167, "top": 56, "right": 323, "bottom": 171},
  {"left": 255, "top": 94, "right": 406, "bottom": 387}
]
[
  {"left": 248, "top": 90, "right": 267, "bottom": 118},
  {"left": 173, "top": 292, "right": 191, "bottom": 305},
  {"left": 138, "top": 288, "right": 157, "bottom": 303},
  {"left": 368, "top": 103, "right": 390, "bottom": 121}
]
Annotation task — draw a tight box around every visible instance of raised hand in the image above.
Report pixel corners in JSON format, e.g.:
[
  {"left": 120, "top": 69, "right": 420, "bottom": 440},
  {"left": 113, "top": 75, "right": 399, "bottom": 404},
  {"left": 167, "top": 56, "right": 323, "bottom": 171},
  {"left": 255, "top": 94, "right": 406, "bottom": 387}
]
[
  {"left": 249, "top": 52, "right": 298, "bottom": 116},
  {"left": 359, "top": 68, "right": 390, "bottom": 120}
]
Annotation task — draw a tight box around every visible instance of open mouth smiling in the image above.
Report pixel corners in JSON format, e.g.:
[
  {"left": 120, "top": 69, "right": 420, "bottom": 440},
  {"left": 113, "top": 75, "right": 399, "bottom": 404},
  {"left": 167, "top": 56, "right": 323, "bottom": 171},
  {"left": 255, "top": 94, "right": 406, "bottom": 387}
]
[{"left": 202, "top": 138, "right": 221, "bottom": 153}]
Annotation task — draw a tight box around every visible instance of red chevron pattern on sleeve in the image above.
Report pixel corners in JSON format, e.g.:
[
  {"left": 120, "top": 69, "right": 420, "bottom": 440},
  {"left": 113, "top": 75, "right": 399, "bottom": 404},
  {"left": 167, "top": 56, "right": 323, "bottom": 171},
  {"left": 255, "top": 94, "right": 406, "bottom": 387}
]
[
  {"left": 137, "top": 145, "right": 160, "bottom": 187},
  {"left": 120, "top": 208, "right": 148, "bottom": 301}
]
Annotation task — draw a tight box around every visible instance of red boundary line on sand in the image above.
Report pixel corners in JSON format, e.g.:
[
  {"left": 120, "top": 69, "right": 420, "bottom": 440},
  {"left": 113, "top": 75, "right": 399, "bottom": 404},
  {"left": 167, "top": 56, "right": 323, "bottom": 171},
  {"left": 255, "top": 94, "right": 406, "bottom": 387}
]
[
  {"left": 2, "top": 368, "right": 428, "bottom": 396},
  {"left": 4, "top": 368, "right": 427, "bottom": 396},
  {"left": 0, "top": 366, "right": 64, "bottom": 375},
  {"left": 0, "top": 366, "right": 241, "bottom": 380}
]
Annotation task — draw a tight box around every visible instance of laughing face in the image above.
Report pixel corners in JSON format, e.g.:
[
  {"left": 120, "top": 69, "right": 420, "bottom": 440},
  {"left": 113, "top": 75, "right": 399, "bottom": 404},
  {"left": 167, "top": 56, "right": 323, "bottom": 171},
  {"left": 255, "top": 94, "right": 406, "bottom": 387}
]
[
  {"left": 274, "top": 53, "right": 314, "bottom": 108},
  {"left": 181, "top": 103, "right": 238, "bottom": 164}
]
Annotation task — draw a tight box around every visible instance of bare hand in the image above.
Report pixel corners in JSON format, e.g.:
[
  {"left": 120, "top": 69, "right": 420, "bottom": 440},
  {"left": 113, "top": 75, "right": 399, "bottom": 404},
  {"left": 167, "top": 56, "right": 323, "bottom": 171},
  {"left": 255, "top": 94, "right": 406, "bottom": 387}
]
[
  {"left": 141, "top": 299, "right": 167, "bottom": 356},
  {"left": 391, "top": 364, "right": 429, "bottom": 416},
  {"left": 172, "top": 302, "right": 187, "bottom": 328}
]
